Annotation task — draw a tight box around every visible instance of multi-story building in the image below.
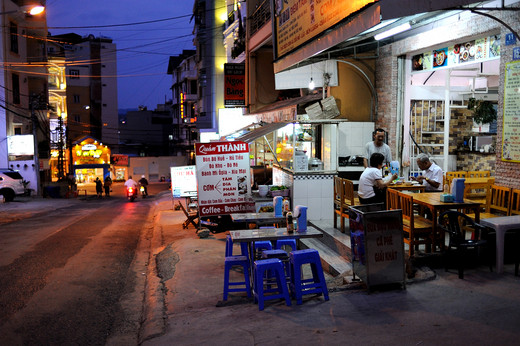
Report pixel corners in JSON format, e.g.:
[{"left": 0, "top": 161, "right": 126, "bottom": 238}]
[
  {"left": 1, "top": 0, "right": 48, "bottom": 193},
  {"left": 167, "top": 49, "right": 197, "bottom": 161}
]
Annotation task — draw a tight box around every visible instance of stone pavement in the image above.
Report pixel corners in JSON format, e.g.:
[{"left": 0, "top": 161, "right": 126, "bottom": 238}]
[{"left": 142, "top": 193, "right": 520, "bottom": 345}]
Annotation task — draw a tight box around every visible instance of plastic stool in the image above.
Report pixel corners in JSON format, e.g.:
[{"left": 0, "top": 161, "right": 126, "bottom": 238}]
[
  {"left": 262, "top": 249, "right": 291, "bottom": 281},
  {"left": 254, "top": 241, "right": 273, "bottom": 259},
  {"left": 254, "top": 258, "right": 292, "bottom": 311},
  {"left": 226, "top": 234, "right": 249, "bottom": 257},
  {"left": 223, "top": 255, "right": 252, "bottom": 301},
  {"left": 289, "top": 249, "right": 329, "bottom": 305},
  {"left": 276, "top": 239, "right": 297, "bottom": 252}
]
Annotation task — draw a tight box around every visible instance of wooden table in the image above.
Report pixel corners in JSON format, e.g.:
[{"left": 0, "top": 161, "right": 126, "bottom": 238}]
[
  {"left": 464, "top": 177, "right": 494, "bottom": 189},
  {"left": 401, "top": 192, "right": 483, "bottom": 250},
  {"left": 388, "top": 183, "right": 426, "bottom": 192},
  {"left": 480, "top": 215, "right": 520, "bottom": 274},
  {"left": 230, "top": 212, "right": 286, "bottom": 226}
]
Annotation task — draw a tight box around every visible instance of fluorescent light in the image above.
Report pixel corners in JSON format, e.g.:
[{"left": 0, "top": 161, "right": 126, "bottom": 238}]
[{"left": 374, "top": 22, "right": 411, "bottom": 41}]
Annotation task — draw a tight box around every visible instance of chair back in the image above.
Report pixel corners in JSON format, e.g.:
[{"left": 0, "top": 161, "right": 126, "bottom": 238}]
[
  {"left": 334, "top": 176, "right": 343, "bottom": 207},
  {"left": 467, "top": 171, "right": 491, "bottom": 178},
  {"left": 486, "top": 185, "right": 512, "bottom": 215},
  {"left": 438, "top": 210, "right": 485, "bottom": 244},
  {"left": 398, "top": 192, "right": 414, "bottom": 224},
  {"left": 342, "top": 179, "right": 356, "bottom": 206},
  {"left": 446, "top": 171, "right": 467, "bottom": 188},
  {"left": 386, "top": 188, "right": 400, "bottom": 210},
  {"left": 510, "top": 189, "right": 520, "bottom": 215}
]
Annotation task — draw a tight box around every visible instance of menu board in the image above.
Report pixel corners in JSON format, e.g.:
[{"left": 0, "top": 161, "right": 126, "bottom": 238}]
[
  {"left": 170, "top": 165, "right": 197, "bottom": 198},
  {"left": 195, "top": 141, "right": 255, "bottom": 216},
  {"left": 502, "top": 60, "right": 520, "bottom": 162},
  {"left": 412, "top": 34, "right": 500, "bottom": 72}
]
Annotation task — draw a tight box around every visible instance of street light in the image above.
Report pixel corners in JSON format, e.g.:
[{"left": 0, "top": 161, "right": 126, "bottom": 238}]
[{"left": 0, "top": 5, "right": 45, "bottom": 16}]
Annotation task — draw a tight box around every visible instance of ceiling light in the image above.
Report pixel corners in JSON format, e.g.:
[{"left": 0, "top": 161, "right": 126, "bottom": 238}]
[
  {"left": 309, "top": 78, "right": 315, "bottom": 90},
  {"left": 374, "top": 22, "right": 411, "bottom": 41}
]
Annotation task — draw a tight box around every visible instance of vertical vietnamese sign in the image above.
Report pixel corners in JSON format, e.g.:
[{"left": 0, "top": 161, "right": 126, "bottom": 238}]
[
  {"left": 502, "top": 60, "right": 520, "bottom": 162},
  {"left": 196, "top": 141, "right": 255, "bottom": 216},
  {"left": 170, "top": 165, "right": 197, "bottom": 198},
  {"left": 224, "top": 63, "right": 245, "bottom": 107}
]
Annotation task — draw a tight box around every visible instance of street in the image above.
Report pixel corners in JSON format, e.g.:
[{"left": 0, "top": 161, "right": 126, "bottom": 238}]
[{"left": 0, "top": 183, "right": 170, "bottom": 345}]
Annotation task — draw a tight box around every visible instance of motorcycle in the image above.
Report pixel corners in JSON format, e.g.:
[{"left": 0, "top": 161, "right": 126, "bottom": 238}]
[
  {"left": 139, "top": 184, "right": 147, "bottom": 198},
  {"left": 127, "top": 186, "right": 137, "bottom": 202}
]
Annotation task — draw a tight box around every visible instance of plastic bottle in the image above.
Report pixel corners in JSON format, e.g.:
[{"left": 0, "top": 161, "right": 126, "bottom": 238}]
[
  {"left": 282, "top": 198, "right": 290, "bottom": 216},
  {"left": 286, "top": 212, "right": 294, "bottom": 233},
  {"left": 443, "top": 183, "right": 449, "bottom": 193}
]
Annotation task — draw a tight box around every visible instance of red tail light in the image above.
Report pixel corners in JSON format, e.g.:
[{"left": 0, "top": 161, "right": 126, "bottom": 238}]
[{"left": 128, "top": 187, "right": 133, "bottom": 192}]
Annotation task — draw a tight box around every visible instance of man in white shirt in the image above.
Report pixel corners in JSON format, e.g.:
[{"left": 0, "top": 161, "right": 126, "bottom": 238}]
[
  {"left": 364, "top": 128, "right": 392, "bottom": 168},
  {"left": 124, "top": 176, "right": 138, "bottom": 189},
  {"left": 358, "top": 153, "right": 398, "bottom": 206},
  {"left": 411, "top": 153, "right": 444, "bottom": 192}
]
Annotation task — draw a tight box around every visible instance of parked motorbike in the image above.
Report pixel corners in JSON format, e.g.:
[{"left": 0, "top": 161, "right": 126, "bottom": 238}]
[{"left": 127, "top": 186, "right": 137, "bottom": 202}]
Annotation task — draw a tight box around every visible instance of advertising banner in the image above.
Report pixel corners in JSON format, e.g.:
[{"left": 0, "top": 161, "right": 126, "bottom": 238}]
[
  {"left": 224, "top": 63, "right": 246, "bottom": 107},
  {"left": 170, "top": 165, "right": 197, "bottom": 198},
  {"left": 195, "top": 141, "right": 255, "bottom": 216},
  {"left": 502, "top": 60, "right": 520, "bottom": 162}
]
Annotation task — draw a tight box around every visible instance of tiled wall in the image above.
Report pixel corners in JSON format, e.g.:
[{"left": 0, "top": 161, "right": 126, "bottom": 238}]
[
  {"left": 337, "top": 122, "right": 374, "bottom": 157},
  {"left": 292, "top": 174, "right": 334, "bottom": 221}
]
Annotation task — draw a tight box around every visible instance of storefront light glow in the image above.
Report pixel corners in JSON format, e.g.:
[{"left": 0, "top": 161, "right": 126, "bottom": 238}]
[{"left": 374, "top": 22, "right": 411, "bottom": 41}]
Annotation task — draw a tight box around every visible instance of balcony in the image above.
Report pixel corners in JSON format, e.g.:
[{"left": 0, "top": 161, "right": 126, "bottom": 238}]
[{"left": 250, "top": 0, "right": 271, "bottom": 36}]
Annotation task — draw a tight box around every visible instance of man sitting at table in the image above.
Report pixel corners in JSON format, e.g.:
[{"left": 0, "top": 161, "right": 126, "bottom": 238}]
[
  {"left": 411, "top": 153, "right": 444, "bottom": 192},
  {"left": 358, "top": 153, "right": 397, "bottom": 206}
]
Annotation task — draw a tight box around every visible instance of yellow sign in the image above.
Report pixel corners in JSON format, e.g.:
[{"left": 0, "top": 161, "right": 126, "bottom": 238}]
[
  {"left": 72, "top": 138, "right": 111, "bottom": 165},
  {"left": 275, "top": 0, "right": 376, "bottom": 57}
]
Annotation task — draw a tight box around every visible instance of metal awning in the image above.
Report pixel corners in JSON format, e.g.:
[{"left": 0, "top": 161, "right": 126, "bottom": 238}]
[{"left": 235, "top": 121, "right": 290, "bottom": 143}]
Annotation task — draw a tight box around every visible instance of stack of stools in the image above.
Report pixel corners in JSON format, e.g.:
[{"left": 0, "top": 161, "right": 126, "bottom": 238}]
[
  {"left": 253, "top": 258, "right": 292, "bottom": 311},
  {"left": 276, "top": 239, "right": 297, "bottom": 252},
  {"left": 289, "top": 249, "right": 329, "bottom": 305},
  {"left": 253, "top": 240, "right": 273, "bottom": 259},
  {"left": 222, "top": 235, "right": 251, "bottom": 301}
]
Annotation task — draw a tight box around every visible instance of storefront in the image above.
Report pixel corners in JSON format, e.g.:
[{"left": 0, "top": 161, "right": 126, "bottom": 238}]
[{"left": 71, "top": 136, "right": 111, "bottom": 183}]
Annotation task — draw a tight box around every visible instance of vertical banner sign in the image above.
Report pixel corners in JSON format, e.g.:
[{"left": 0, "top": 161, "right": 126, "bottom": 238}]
[
  {"left": 195, "top": 141, "right": 255, "bottom": 216},
  {"left": 224, "top": 63, "right": 245, "bottom": 107},
  {"left": 502, "top": 60, "right": 520, "bottom": 162},
  {"left": 170, "top": 165, "right": 197, "bottom": 198}
]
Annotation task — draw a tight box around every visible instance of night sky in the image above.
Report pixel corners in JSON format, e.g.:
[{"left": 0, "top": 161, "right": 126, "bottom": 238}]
[{"left": 46, "top": 0, "right": 195, "bottom": 111}]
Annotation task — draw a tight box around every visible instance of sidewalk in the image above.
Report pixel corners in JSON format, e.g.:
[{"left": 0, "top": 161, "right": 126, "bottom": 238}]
[{"left": 143, "top": 193, "right": 520, "bottom": 345}]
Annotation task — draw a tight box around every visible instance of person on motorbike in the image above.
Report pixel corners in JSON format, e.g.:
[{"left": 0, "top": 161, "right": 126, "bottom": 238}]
[
  {"left": 138, "top": 175, "right": 149, "bottom": 196},
  {"left": 125, "top": 176, "right": 138, "bottom": 190}
]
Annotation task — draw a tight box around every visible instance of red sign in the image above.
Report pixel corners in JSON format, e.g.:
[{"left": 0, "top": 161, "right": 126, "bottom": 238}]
[
  {"left": 224, "top": 63, "right": 245, "bottom": 107},
  {"left": 195, "top": 141, "right": 255, "bottom": 216}
]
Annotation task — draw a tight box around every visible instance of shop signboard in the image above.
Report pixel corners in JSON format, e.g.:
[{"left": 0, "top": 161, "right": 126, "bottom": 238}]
[
  {"left": 224, "top": 63, "right": 245, "bottom": 107},
  {"left": 502, "top": 60, "right": 520, "bottom": 162},
  {"left": 273, "top": 0, "right": 376, "bottom": 58},
  {"left": 170, "top": 165, "right": 197, "bottom": 198},
  {"left": 195, "top": 141, "right": 255, "bottom": 216},
  {"left": 72, "top": 138, "right": 111, "bottom": 165},
  {"left": 412, "top": 34, "right": 500, "bottom": 72}
]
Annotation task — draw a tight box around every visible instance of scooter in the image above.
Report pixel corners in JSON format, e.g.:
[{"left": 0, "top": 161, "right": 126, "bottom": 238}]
[
  {"left": 139, "top": 184, "right": 147, "bottom": 198},
  {"left": 127, "top": 186, "right": 137, "bottom": 202}
]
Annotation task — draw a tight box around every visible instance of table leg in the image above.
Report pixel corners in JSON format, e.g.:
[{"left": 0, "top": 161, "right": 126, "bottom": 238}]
[{"left": 496, "top": 231, "right": 505, "bottom": 274}]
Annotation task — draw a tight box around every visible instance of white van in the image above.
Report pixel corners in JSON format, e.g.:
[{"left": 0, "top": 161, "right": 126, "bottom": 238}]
[{"left": 0, "top": 169, "right": 25, "bottom": 201}]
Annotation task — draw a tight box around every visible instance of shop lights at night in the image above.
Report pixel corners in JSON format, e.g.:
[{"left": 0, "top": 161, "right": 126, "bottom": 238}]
[{"left": 374, "top": 22, "right": 411, "bottom": 41}]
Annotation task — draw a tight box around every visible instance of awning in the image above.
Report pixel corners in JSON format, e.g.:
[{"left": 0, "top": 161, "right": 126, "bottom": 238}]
[
  {"left": 248, "top": 93, "right": 323, "bottom": 116},
  {"left": 235, "top": 121, "right": 290, "bottom": 143}
]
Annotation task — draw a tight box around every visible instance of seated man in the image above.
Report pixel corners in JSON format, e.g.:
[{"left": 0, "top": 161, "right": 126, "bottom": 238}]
[
  {"left": 410, "top": 153, "right": 443, "bottom": 192},
  {"left": 358, "top": 153, "right": 397, "bottom": 206}
]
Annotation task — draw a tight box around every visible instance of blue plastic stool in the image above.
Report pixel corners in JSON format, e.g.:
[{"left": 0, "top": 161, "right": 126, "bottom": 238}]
[
  {"left": 289, "top": 249, "right": 329, "bottom": 305},
  {"left": 276, "top": 239, "right": 297, "bottom": 252},
  {"left": 262, "top": 249, "right": 291, "bottom": 281},
  {"left": 226, "top": 234, "right": 249, "bottom": 257},
  {"left": 254, "top": 258, "right": 292, "bottom": 311},
  {"left": 254, "top": 240, "right": 273, "bottom": 259},
  {"left": 223, "top": 255, "right": 252, "bottom": 301}
]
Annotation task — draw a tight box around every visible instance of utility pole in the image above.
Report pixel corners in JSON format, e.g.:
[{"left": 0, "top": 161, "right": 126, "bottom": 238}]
[{"left": 30, "top": 95, "right": 41, "bottom": 196}]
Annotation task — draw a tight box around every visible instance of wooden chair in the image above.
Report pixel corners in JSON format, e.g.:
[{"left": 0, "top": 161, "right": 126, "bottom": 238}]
[
  {"left": 386, "top": 188, "right": 401, "bottom": 210},
  {"left": 466, "top": 185, "right": 512, "bottom": 220},
  {"left": 464, "top": 177, "right": 494, "bottom": 205},
  {"left": 335, "top": 179, "right": 359, "bottom": 233},
  {"left": 467, "top": 170, "right": 491, "bottom": 178},
  {"left": 333, "top": 177, "right": 345, "bottom": 231},
  {"left": 445, "top": 171, "right": 467, "bottom": 189},
  {"left": 398, "top": 191, "right": 434, "bottom": 257},
  {"left": 178, "top": 201, "right": 199, "bottom": 229},
  {"left": 510, "top": 189, "right": 520, "bottom": 216}
]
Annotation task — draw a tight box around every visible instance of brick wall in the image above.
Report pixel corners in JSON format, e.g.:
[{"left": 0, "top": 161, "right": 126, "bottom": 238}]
[{"left": 375, "top": 6, "right": 519, "bottom": 187}]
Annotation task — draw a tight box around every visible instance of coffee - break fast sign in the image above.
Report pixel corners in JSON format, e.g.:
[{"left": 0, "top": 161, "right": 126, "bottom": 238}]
[{"left": 195, "top": 141, "right": 255, "bottom": 216}]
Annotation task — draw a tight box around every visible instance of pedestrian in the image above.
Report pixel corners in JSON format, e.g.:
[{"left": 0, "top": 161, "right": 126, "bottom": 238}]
[
  {"left": 364, "top": 128, "right": 392, "bottom": 168},
  {"left": 95, "top": 177, "right": 103, "bottom": 198},
  {"left": 104, "top": 176, "right": 112, "bottom": 197}
]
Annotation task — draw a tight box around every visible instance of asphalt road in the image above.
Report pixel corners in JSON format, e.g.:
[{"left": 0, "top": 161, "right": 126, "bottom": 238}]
[{"left": 0, "top": 184, "right": 170, "bottom": 345}]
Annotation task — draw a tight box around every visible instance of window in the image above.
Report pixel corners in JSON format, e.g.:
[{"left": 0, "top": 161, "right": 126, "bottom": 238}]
[
  {"left": 73, "top": 94, "right": 80, "bottom": 103},
  {"left": 69, "top": 69, "right": 80, "bottom": 79},
  {"left": 14, "top": 127, "right": 22, "bottom": 135},
  {"left": 10, "top": 22, "right": 18, "bottom": 53},
  {"left": 190, "top": 80, "right": 197, "bottom": 94},
  {"left": 12, "top": 74, "right": 20, "bottom": 104},
  {"left": 74, "top": 114, "right": 81, "bottom": 122}
]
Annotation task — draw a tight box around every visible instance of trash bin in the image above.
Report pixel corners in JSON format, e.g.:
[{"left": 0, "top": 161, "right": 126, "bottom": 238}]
[{"left": 349, "top": 203, "right": 405, "bottom": 289}]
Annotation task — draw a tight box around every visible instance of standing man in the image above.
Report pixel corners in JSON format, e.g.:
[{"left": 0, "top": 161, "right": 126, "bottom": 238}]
[
  {"left": 410, "top": 153, "right": 444, "bottom": 192},
  {"left": 364, "top": 128, "right": 392, "bottom": 168}
]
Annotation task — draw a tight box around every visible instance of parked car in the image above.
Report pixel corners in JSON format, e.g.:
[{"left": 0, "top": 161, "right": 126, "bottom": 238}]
[{"left": 0, "top": 169, "right": 25, "bottom": 202}]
